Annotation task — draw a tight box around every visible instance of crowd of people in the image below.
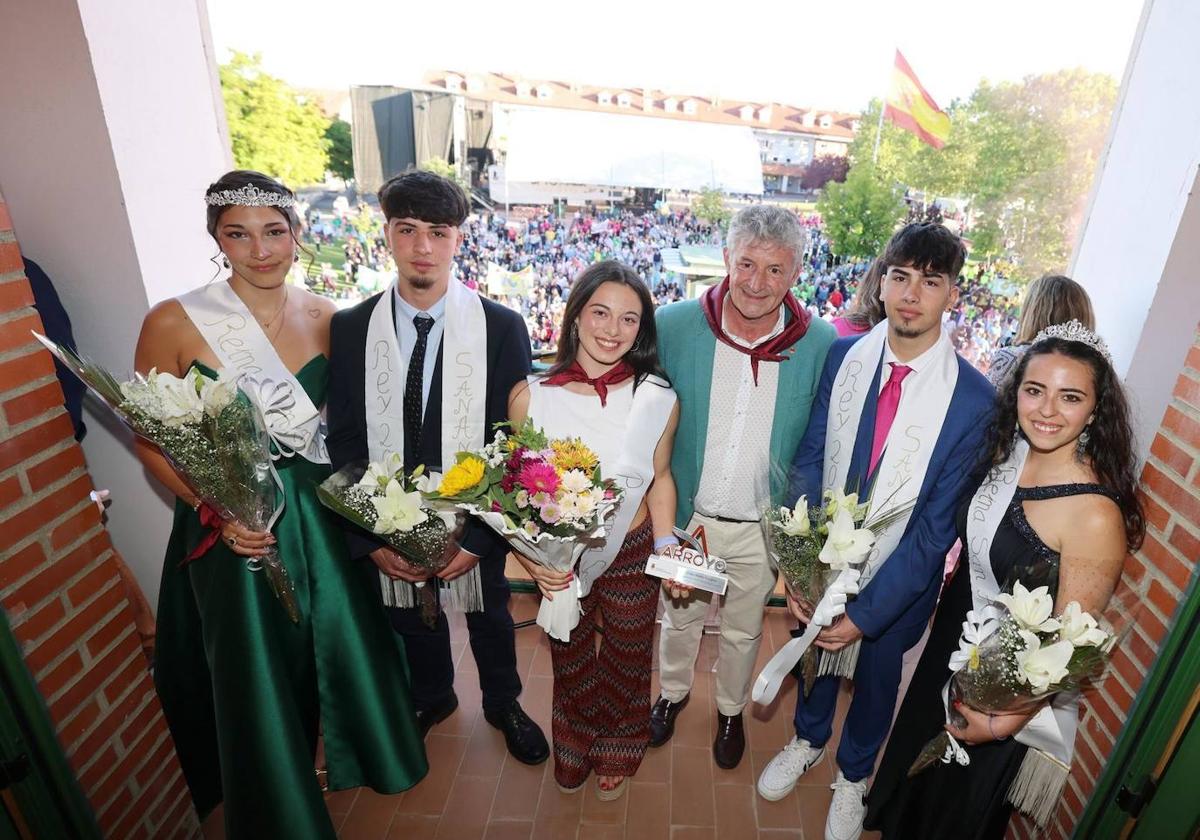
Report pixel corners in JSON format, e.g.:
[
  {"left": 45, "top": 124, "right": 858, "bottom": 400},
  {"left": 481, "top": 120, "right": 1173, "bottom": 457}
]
[{"left": 300, "top": 199, "right": 1024, "bottom": 374}]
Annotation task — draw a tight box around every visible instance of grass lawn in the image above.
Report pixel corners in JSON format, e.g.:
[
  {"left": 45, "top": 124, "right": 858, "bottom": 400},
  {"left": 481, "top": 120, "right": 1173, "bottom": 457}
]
[{"left": 299, "top": 242, "right": 347, "bottom": 281}]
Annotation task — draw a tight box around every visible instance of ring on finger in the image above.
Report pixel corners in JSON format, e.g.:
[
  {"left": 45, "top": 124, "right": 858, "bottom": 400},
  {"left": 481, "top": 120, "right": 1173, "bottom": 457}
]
[{"left": 227, "top": 535, "right": 238, "bottom": 548}]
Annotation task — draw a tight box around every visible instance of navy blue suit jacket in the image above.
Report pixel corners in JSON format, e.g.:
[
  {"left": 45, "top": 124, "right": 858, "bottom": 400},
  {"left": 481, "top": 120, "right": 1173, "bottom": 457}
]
[{"left": 787, "top": 335, "right": 994, "bottom": 640}]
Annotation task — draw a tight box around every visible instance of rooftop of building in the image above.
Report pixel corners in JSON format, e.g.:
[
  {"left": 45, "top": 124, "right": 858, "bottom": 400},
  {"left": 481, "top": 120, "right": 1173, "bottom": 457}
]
[{"left": 422, "top": 70, "right": 860, "bottom": 139}]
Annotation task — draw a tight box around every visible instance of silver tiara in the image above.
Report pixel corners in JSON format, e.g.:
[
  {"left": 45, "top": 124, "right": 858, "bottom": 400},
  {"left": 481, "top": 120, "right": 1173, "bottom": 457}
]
[
  {"left": 1033, "top": 319, "right": 1112, "bottom": 364},
  {"left": 204, "top": 184, "right": 295, "bottom": 209}
]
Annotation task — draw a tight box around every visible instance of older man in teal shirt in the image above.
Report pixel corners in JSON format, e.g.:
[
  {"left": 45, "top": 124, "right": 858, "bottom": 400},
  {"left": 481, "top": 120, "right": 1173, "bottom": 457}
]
[{"left": 650, "top": 205, "right": 835, "bottom": 770}]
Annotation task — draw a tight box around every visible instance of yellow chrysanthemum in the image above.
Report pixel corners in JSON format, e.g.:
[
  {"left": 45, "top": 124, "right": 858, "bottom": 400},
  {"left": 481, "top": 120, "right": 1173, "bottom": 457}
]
[
  {"left": 438, "top": 456, "right": 486, "bottom": 495},
  {"left": 550, "top": 439, "right": 598, "bottom": 477}
]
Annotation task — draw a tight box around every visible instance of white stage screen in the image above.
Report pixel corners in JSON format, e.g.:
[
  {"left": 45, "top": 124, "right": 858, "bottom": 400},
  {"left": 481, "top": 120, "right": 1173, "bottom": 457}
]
[{"left": 502, "top": 106, "right": 764, "bottom": 195}]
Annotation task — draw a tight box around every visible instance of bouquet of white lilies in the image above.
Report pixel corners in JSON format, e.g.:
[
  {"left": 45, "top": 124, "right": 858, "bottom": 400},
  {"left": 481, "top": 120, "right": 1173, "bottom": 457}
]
[
  {"left": 760, "top": 487, "right": 912, "bottom": 697},
  {"left": 316, "top": 456, "right": 465, "bottom": 628},
  {"left": 33, "top": 333, "right": 302, "bottom": 622},
  {"left": 907, "top": 580, "right": 1116, "bottom": 778}
]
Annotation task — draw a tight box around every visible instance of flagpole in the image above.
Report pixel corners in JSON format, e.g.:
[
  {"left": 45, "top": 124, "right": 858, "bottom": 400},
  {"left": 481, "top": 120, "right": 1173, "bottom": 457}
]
[
  {"left": 872, "top": 98, "right": 886, "bottom": 165},
  {"left": 873, "top": 50, "right": 894, "bottom": 166}
]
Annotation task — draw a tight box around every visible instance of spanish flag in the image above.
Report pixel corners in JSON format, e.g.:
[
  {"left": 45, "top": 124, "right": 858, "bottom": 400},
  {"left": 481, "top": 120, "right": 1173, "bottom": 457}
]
[{"left": 885, "top": 50, "right": 950, "bottom": 149}]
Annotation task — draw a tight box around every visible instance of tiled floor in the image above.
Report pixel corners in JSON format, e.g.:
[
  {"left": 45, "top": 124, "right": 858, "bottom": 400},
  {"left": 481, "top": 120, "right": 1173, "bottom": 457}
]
[{"left": 204, "top": 593, "right": 884, "bottom": 840}]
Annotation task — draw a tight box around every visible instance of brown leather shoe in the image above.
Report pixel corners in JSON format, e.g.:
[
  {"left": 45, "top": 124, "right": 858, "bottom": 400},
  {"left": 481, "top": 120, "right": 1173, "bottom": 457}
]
[
  {"left": 648, "top": 694, "right": 689, "bottom": 747},
  {"left": 713, "top": 712, "right": 745, "bottom": 769}
]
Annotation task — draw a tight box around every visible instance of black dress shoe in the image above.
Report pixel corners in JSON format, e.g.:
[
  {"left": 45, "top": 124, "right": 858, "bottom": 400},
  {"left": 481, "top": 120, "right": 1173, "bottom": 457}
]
[
  {"left": 415, "top": 691, "right": 459, "bottom": 737},
  {"left": 484, "top": 700, "right": 549, "bottom": 765},
  {"left": 713, "top": 712, "right": 745, "bottom": 769},
  {"left": 648, "top": 694, "right": 689, "bottom": 748}
]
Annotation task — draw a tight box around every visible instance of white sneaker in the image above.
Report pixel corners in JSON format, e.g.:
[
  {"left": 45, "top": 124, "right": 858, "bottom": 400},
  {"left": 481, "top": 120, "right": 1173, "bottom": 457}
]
[
  {"left": 824, "top": 770, "right": 868, "bottom": 840},
  {"left": 756, "top": 736, "right": 825, "bottom": 801}
]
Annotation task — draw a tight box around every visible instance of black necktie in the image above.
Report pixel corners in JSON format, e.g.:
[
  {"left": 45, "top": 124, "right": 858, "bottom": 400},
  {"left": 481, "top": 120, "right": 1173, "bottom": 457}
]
[{"left": 404, "top": 313, "right": 434, "bottom": 456}]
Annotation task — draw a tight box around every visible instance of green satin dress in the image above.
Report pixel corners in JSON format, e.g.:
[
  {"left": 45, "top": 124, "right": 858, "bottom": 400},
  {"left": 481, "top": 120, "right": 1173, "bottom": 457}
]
[{"left": 153, "top": 358, "right": 427, "bottom": 839}]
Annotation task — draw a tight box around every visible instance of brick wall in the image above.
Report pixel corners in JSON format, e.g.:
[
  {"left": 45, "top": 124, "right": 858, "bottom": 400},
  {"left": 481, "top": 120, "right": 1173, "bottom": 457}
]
[
  {"left": 0, "top": 190, "right": 197, "bottom": 838},
  {"left": 1008, "top": 326, "right": 1200, "bottom": 839}
]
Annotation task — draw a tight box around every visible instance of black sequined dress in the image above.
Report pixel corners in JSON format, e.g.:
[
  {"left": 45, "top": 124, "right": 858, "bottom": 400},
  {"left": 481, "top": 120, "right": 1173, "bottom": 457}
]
[{"left": 864, "top": 482, "right": 1118, "bottom": 840}]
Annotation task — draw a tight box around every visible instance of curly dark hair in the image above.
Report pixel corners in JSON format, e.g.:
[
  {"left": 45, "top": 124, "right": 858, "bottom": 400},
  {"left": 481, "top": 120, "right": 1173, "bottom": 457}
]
[{"left": 988, "top": 337, "right": 1145, "bottom": 550}]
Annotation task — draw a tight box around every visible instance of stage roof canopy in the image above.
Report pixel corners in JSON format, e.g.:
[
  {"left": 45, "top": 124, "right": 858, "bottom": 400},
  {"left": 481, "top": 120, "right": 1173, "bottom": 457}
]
[{"left": 502, "top": 106, "right": 764, "bottom": 195}]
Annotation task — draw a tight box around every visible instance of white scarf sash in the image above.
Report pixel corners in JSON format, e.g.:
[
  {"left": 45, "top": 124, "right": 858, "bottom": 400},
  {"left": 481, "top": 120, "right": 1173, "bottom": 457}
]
[
  {"left": 819, "top": 320, "right": 958, "bottom": 675},
  {"left": 364, "top": 278, "right": 488, "bottom": 610},
  {"left": 178, "top": 281, "right": 328, "bottom": 464},
  {"left": 960, "top": 437, "right": 1078, "bottom": 827},
  {"left": 569, "top": 376, "right": 676, "bottom": 596},
  {"left": 754, "top": 323, "right": 960, "bottom": 703}
]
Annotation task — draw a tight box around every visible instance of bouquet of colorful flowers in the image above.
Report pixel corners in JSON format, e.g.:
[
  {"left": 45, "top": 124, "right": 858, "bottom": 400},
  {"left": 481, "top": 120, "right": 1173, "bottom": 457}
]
[
  {"left": 907, "top": 581, "right": 1117, "bottom": 778},
  {"left": 33, "top": 333, "right": 301, "bottom": 622},
  {"left": 428, "top": 418, "right": 623, "bottom": 641},
  {"left": 316, "top": 456, "right": 466, "bottom": 627},
  {"left": 762, "top": 487, "right": 913, "bottom": 696}
]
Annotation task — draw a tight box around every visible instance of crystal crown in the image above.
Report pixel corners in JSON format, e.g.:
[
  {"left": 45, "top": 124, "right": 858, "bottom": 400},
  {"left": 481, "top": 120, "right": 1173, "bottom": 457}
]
[
  {"left": 1033, "top": 319, "right": 1112, "bottom": 364},
  {"left": 204, "top": 184, "right": 295, "bottom": 209}
]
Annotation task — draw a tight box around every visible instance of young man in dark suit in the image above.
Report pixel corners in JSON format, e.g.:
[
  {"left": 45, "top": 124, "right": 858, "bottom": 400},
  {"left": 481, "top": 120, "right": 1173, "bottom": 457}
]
[{"left": 326, "top": 171, "right": 548, "bottom": 765}]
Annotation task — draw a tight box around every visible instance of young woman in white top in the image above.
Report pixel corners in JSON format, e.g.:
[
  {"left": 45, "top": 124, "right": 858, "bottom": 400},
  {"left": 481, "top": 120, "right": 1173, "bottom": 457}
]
[{"left": 508, "top": 260, "right": 680, "bottom": 801}]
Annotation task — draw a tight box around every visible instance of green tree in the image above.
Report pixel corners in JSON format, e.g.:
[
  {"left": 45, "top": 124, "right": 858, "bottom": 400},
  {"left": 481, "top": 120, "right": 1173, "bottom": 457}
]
[
  {"left": 816, "top": 163, "right": 906, "bottom": 259},
  {"left": 845, "top": 70, "right": 1117, "bottom": 280},
  {"left": 325, "top": 119, "right": 354, "bottom": 181},
  {"left": 418, "top": 157, "right": 471, "bottom": 191},
  {"left": 692, "top": 186, "right": 732, "bottom": 226},
  {"left": 220, "top": 51, "right": 331, "bottom": 185}
]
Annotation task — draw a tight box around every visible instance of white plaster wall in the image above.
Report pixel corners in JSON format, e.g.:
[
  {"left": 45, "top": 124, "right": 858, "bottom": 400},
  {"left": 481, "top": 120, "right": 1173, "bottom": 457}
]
[
  {"left": 1071, "top": 0, "right": 1200, "bottom": 458},
  {"left": 0, "top": 0, "right": 230, "bottom": 605}
]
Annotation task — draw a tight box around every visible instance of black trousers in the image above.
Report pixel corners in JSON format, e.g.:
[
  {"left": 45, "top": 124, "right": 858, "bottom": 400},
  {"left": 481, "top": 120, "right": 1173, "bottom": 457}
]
[{"left": 382, "top": 549, "right": 522, "bottom": 713}]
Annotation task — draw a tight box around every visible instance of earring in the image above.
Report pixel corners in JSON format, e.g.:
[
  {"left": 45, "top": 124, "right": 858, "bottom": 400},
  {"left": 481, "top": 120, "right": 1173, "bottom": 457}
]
[
  {"left": 222, "top": 256, "right": 230, "bottom": 268},
  {"left": 1076, "top": 426, "right": 1091, "bottom": 458},
  {"left": 631, "top": 338, "right": 642, "bottom": 352},
  {"left": 570, "top": 322, "right": 578, "bottom": 338}
]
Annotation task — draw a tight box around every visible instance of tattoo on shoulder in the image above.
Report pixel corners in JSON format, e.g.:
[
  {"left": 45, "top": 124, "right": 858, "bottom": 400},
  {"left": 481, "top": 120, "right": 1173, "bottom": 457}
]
[{"left": 309, "top": 308, "right": 322, "bottom": 319}]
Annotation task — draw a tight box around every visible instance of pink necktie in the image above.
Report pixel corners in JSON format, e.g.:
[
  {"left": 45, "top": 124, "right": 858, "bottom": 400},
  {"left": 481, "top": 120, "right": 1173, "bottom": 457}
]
[{"left": 869, "top": 363, "right": 913, "bottom": 475}]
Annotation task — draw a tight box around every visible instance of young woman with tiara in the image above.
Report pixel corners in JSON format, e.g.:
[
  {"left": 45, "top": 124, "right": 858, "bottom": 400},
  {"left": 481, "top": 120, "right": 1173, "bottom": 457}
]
[
  {"left": 865, "top": 320, "right": 1145, "bottom": 838},
  {"left": 506, "top": 261, "right": 680, "bottom": 801},
  {"left": 136, "top": 171, "right": 427, "bottom": 839}
]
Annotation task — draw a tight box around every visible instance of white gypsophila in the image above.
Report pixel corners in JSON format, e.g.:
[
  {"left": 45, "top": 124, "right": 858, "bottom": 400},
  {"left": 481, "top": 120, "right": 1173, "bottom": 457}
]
[
  {"left": 818, "top": 505, "right": 876, "bottom": 569},
  {"left": 558, "top": 469, "right": 592, "bottom": 494},
  {"left": 370, "top": 479, "right": 429, "bottom": 534},
  {"left": 995, "top": 581, "right": 1061, "bottom": 634},
  {"left": 1013, "top": 630, "right": 1074, "bottom": 693},
  {"left": 777, "top": 496, "right": 811, "bottom": 536},
  {"left": 1057, "top": 601, "right": 1110, "bottom": 648}
]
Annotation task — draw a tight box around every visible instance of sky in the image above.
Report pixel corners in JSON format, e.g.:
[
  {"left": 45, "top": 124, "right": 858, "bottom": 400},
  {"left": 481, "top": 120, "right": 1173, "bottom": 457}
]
[{"left": 205, "top": 0, "right": 1144, "bottom": 114}]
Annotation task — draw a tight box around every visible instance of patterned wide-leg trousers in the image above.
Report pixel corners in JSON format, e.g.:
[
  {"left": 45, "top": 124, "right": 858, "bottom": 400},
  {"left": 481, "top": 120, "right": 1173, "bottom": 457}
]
[{"left": 549, "top": 520, "right": 658, "bottom": 788}]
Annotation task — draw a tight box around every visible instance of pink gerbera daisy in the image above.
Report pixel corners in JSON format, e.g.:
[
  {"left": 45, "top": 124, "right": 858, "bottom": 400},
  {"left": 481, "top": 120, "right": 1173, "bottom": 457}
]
[{"left": 518, "top": 461, "right": 560, "bottom": 495}]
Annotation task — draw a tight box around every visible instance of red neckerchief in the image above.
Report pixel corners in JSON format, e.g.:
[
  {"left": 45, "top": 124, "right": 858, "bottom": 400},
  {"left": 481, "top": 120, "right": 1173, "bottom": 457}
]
[
  {"left": 540, "top": 360, "right": 635, "bottom": 407},
  {"left": 700, "top": 277, "right": 811, "bottom": 385},
  {"left": 183, "top": 503, "right": 224, "bottom": 565}
]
